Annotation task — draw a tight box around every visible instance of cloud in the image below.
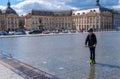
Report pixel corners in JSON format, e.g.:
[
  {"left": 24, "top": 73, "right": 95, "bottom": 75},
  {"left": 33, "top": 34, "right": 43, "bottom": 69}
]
[
  {"left": 112, "top": 0, "right": 120, "bottom": 9},
  {"left": 0, "top": 0, "right": 119, "bottom": 15},
  {"left": 0, "top": 6, "right": 5, "bottom": 10},
  {"left": 11, "top": 0, "right": 77, "bottom": 15}
]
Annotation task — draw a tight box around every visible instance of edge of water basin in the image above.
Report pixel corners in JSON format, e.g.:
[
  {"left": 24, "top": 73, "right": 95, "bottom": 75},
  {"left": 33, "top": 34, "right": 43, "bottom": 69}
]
[
  {"left": 0, "top": 54, "right": 58, "bottom": 79},
  {"left": 0, "top": 33, "right": 79, "bottom": 38}
]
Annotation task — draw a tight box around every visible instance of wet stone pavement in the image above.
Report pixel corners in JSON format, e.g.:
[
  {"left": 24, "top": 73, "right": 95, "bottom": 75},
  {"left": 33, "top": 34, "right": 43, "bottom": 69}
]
[
  {"left": 0, "top": 64, "right": 24, "bottom": 79},
  {"left": 0, "top": 32, "right": 120, "bottom": 79},
  {"left": 0, "top": 55, "right": 58, "bottom": 79}
]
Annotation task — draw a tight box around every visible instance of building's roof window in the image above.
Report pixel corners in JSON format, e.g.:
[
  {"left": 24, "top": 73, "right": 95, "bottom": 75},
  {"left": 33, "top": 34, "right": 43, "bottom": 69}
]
[
  {"left": 77, "top": 13, "right": 80, "bottom": 15},
  {"left": 83, "top": 12, "right": 85, "bottom": 14},
  {"left": 3, "top": 1, "right": 17, "bottom": 15},
  {"left": 90, "top": 10, "right": 92, "bottom": 12}
]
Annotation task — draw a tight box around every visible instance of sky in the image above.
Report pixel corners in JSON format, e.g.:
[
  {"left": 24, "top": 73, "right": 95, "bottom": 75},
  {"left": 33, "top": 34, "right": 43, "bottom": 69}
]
[{"left": 0, "top": 0, "right": 119, "bottom": 15}]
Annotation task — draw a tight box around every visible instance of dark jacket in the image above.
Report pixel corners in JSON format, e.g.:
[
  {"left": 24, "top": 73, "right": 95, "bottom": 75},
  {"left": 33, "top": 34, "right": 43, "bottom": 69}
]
[{"left": 85, "top": 33, "right": 97, "bottom": 47}]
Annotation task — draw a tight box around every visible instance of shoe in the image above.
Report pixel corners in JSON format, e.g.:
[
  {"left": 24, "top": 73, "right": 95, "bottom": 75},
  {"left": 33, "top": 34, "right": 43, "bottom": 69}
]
[
  {"left": 93, "top": 60, "right": 96, "bottom": 64},
  {"left": 90, "top": 59, "right": 93, "bottom": 64}
]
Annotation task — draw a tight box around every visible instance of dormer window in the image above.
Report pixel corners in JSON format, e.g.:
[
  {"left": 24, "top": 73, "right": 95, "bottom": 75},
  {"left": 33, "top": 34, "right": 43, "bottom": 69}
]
[
  {"left": 93, "top": 10, "right": 96, "bottom": 12},
  {"left": 73, "top": 13, "right": 75, "bottom": 15},
  {"left": 83, "top": 12, "right": 85, "bottom": 14},
  {"left": 90, "top": 10, "right": 92, "bottom": 12},
  {"left": 77, "top": 13, "right": 80, "bottom": 15}
]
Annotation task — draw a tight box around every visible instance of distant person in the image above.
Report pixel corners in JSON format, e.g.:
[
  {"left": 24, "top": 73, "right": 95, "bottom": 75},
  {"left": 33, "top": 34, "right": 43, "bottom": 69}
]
[{"left": 85, "top": 28, "right": 97, "bottom": 64}]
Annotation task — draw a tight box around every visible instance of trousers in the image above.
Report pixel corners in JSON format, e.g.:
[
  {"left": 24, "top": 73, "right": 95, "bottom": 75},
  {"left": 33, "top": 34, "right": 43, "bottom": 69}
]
[{"left": 89, "top": 47, "right": 95, "bottom": 61}]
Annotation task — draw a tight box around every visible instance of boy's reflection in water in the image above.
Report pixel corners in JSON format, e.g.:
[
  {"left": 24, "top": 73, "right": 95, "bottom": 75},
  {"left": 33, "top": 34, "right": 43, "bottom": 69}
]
[{"left": 89, "top": 65, "right": 95, "bottom": 79}]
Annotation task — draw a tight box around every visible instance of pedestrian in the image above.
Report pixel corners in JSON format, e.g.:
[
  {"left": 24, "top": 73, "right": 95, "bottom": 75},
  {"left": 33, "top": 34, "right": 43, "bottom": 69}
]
[{"left": 85, "top": 28, "right": 97, "bottom": 64}]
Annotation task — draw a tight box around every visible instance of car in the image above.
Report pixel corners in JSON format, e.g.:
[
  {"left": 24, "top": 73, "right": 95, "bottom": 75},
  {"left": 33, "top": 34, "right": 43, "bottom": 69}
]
[
  {"left": 8, "top": 31, "right": 14, "bottom": 35},
  {"left": 42, "top": 31, "right": 50, "bottom": 34},
  {"left": 9, "top": 30, "right": 26, "bottom": 35},
  {"left": 14, "top": 30, "right": 26, "bottom": 35},
  {"left": 70, "top": 30, "right": 76, "bottom": 33},
  {"left": 0, "top": 31, "right": 8, "bottom": 35},
  {"left": 29, "top": 29, "right": 42, "bottom": 34},
  {"left": 13, "top": 31, "right": 25, "bottom": 35}
]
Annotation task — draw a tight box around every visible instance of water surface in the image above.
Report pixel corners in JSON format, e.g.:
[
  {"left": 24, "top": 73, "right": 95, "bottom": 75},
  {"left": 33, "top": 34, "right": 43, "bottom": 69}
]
[{"left": 0, "top": 32, "right": 120, "bottom": 79}]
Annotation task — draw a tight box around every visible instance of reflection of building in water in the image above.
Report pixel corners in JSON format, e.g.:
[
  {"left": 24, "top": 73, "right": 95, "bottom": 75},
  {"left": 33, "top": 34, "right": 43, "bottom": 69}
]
[{"left": 89, "top": 65, "right": 95, "bottom": 79}]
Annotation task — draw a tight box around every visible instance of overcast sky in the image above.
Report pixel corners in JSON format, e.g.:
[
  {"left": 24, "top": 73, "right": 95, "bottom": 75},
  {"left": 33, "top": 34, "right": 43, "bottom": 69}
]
[{"left": 0, "top": 0, "right": 119, "bottom": 15}]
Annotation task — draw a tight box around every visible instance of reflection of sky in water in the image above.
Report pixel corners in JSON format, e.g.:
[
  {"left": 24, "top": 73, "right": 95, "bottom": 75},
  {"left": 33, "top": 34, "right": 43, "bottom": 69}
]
[{"left": 0, "top": 32, "right": 120, "bottom": 79}]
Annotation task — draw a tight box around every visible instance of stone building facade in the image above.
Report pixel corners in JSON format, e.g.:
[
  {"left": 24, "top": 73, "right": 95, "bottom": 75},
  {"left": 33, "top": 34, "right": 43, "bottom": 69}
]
[
  {"left": 25, "top": 10, "right": 75, "bottom": 31},
  {"left": 0, "top": 1, "right": 19, "bottom": 31},
  {"left": 113, "top": 13, "right": 120, "bottom": 30},
  {"left": 25, "top": 0, "right": 120, "bottom": 32},
  {"left": 0, "top": 0, "right": 120, "bottom": 32},
  {"left": 72, "top": 6, "right": 113, "bottom": 31}
]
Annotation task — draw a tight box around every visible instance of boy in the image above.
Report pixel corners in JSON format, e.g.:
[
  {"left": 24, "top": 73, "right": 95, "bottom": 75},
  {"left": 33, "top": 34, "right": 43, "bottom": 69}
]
[{"left": 85, "top": 28, "right": 97, "bottom": 64}]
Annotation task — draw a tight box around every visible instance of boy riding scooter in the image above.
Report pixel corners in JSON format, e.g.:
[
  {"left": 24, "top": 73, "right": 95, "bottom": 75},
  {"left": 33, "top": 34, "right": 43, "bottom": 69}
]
[{"left": 85, "top": 28, "right": 97, "bottom": 64}]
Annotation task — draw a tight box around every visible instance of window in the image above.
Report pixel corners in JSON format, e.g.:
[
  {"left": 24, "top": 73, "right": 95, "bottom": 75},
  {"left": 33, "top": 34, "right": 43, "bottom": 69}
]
[
  {"left": 93, "top": 10, "right": 96, "bottom": 12},
  {"left": 77, "top": 13, "right": 80, "bottom": 15},
  {"left": 73, "top": 13, "right": 75, "bottom": 15},
  {"left": 39, "top": 18, "right": 42, "bottom": 23},
  {"left": 82, "top": 12, "right": 85, "bottom": 14}
]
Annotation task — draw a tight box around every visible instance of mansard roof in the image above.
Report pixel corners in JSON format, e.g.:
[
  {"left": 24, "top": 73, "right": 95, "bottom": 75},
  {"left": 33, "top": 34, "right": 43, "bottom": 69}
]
[
  {"left": 3, "top": 7, "right": 17, "bottom": 15},
  {"left": 29, "top": 10, "right": 72, "bottom": 16},
  {"left": 2, "top": 1, "right": 17, "bottom": 15},
  {"left": 30, "top": 10, "right": 54, "bottom": 16},
  {"left": 72, "top": 5, "right": 115, "bottom": 16},
  {"left": 53, "top": 10, "right": 72, "bottom": 16}
]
